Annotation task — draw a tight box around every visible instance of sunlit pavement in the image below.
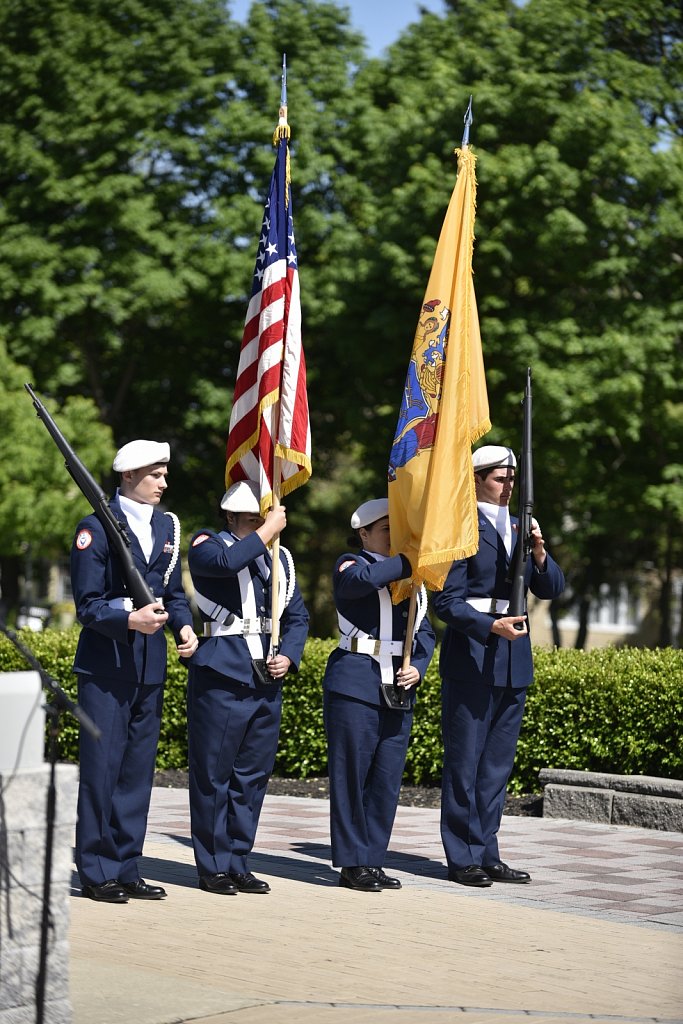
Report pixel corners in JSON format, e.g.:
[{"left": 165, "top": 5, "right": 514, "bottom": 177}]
[{"left": 68, "top": 787, "right": 683, "bottom": 1024}]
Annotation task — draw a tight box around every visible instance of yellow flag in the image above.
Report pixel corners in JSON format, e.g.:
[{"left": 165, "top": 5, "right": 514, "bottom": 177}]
[{"left": 388, "top": 146, "right": 490, "bottom": 602}]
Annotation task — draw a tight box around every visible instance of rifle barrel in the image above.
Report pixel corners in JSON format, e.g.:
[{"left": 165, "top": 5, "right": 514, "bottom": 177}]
[
  {"left": 24, "top": 384, "right": 158, "bottom": 610},
  {"left": 508, "top": 368, "right": 534, "bottom": 623}
]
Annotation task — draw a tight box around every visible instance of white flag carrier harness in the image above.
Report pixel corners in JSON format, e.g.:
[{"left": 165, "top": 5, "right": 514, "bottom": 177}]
[
  {"left": 193, "top": 532, "right": 296, "bottom": 660},
  {"left": 337, "top": 555, "right": 428, "bottom": 687}
]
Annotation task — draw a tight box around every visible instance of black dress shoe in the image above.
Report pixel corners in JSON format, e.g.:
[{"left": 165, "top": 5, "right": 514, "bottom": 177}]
[
  {"left": 483, "top": 861, "right": 531, "bottom": 883},
  {"left": 368, "top": 866, "right": 402, "bottom": 889},
  {"left": 447, "top": 864, "right": 493, "bottom": 888},
  {"left": 81, "top": 880, "right": 129, "bottom": 903},
  {"left": 198, "top": 872, "right": 239, "bottom": 895},
  {"left": 228, "top": 871, "right": 271, "bottom": 894},
  {"left": 339, "top": 866, "right": 382, "bottom": 892},
  {"left": 119, "top": 878, "right": 167, "bottom": 900}
]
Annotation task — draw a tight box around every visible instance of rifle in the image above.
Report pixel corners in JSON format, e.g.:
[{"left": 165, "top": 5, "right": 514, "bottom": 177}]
[
  {"left": 24, "top": 383, "right": 159, "bottom": 611},
  {"left": 507, "top": 367, "right": 534, "bottom": 630}
]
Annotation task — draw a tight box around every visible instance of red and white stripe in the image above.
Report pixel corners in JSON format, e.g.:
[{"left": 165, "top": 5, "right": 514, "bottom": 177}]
[{"left": 225, "top": 190, "right": 310, "bottom": 507}]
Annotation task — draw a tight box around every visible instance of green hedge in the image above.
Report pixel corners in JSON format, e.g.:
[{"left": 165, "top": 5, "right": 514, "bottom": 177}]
[{"left": 1, "top": 629, "right": 681, "bottom": 793}]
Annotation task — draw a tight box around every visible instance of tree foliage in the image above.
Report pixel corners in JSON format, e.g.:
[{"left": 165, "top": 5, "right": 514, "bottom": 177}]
[
  {"left": 0, "top": 339, "right": 113, "bottom": 614},
  {"left": 0, "top": 0, "right": 680, "bottom": 641},
  {"left": 0, "top": 341, "right": 113, "bottom": 550},
  {"left": 341, "top": 0, "right": 683, "bottom": 642}
]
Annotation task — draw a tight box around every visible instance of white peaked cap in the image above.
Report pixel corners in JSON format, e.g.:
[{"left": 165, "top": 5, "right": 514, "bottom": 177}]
[
  {"left": 113, "top": 440, "right": 170, "bottom": 472},
  {"left": 472, "top": 445, "right": 517, "bottom": 472},
  {"left": 220, "top": 479, "right": 261, "bottom": 513},
  {"left": 351, "top": 498, "right": 389, "bottom": 530}
]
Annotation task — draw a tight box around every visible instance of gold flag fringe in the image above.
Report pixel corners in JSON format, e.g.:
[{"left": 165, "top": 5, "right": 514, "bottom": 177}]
[
  {"left": 454, "top": 146, "right": 478, "bottom": 268},
  {"left": 225, "top": 389, "right": 280, "bottom": 489}
]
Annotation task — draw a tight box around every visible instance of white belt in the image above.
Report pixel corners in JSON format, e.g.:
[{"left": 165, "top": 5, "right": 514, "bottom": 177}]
[
  {"left": 338, "top": 636, "right": 404, "bottom": 657},
  {"left": 109, "top": 597, "right": 134, "bottom": 612},
  {"left": 203, "top": 616, "right": 272, "bottom": 638},
  {"left": 467, "top": 597, "right": 511, "bottom": 615}
]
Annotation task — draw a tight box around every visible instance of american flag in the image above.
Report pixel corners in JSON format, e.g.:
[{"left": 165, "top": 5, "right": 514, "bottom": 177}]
[{"left": 225, "top": 125, "right": 311, "bottom": 510}]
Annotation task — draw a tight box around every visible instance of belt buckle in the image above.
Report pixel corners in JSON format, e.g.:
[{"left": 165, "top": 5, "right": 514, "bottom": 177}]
[
  {"left": 242, "top": 619, "right": 252, "bottom": 635},
  {"left": 489, "top": 599, "right": 498, "bottom": 614},
  {"left": 372, "top": 639, "right": 382, "bottom": 656}
]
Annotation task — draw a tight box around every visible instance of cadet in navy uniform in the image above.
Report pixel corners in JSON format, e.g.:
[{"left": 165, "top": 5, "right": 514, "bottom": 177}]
[
  {"left": 323, "top": 498, "right": 436, "bottom": 892},
  {"left": 187, "top": 480, "right": 309, "bottom": 895},
  {"left": 71, "top": 440, "right": 198, "bottom": 903},
  {"left": 432, "top": 445, "right": 565, "bottom": 888}
]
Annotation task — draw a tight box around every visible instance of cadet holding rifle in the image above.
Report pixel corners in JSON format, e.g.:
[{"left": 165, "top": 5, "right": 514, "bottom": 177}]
[
  {"left": 70, "top": 439, "right": 198, "bottom": 903},
  {"left": 26, "top": 387, "right": 199, "bottom": 901},
  {"left": 432, "top": 428, "right": 564, "bottom": 888}
]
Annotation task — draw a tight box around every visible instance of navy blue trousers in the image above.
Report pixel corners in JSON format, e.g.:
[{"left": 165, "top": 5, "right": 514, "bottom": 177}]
[
  {"left": 187, "top": 666, "right": 282, "bottom": 877},
  {"left": 440, "top": 678, "right": 527, "bottom": 869},
  {"left": 324, "top": 690, "right": 412, "bottom": 868},
  {"left": 75, "top": 676, "right": 163, "bottom": 886}
]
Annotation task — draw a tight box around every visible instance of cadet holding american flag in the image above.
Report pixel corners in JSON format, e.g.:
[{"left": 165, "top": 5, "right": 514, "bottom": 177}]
[{"left": 187, "top": 59, "right": 310, "bottom": 896}]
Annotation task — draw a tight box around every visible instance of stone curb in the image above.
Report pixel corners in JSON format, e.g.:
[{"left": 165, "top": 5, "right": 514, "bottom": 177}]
[{"left": 539, "top": 768, "right": 683, "bottom": 831}]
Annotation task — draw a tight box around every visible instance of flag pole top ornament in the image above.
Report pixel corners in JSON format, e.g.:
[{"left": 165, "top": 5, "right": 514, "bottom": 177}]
[
  {"left": 274, "top": 53, "right": 290, "bottom": 144},
  {"left": 273, "top": 52, "right": 291, "bottom": 207},
  {"left": 461, "top": 95, "right": 473, "bottom": 148}
]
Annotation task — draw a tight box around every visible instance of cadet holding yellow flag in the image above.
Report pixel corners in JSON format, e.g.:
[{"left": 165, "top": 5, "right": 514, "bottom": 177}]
[{"left": 323, "top": 499, "right": 435, "bottom": 892}]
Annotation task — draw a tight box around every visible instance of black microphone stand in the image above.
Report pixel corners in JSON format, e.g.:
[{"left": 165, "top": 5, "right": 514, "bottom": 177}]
[{"left": 0, "top": 621, "right": 100, "bottom": 1024}]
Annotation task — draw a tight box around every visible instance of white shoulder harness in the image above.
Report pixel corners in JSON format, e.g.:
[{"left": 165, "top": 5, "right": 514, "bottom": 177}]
[
  {"left": 193, "top": 532, "right": 295, "bottom": 661},
  {"left": 336, "top": 555, "right": 427, "bottom": 687}
]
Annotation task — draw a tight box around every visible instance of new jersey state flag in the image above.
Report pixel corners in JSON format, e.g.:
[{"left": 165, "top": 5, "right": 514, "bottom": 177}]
[{"left": 388, "top": 145, "right": 491, "bottom": 602}]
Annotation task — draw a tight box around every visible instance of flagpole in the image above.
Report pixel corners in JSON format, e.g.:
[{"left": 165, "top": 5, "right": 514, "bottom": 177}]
[
  {"left": 227, "top": 51, "right": 310, "bottom": 660},
  {"left": 393, "top": 95, "right": 481, "bottom": 676},
  {"left": 401, "top": 584, "right": 419, "bottom": 673},
  {"left": 270, "top": 453, "right": 282, "bottom": 655},
  {"left": 268, "top": 54, "right": 288, "bottom": 659}
]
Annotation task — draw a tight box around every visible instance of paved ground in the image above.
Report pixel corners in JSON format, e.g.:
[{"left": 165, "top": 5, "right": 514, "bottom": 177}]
[{"left": 69, "top": 788, "right": 683, "bottom": 1024}]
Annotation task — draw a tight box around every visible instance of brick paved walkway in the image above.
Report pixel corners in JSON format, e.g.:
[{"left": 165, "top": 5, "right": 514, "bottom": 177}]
[{"left": 68, "top": 788, "right": 683, "bottom": 1024}]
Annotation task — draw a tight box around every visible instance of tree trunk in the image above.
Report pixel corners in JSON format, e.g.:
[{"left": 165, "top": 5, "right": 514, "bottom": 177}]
[
  {"left": 657, "top": 527, "right": 673, "bottom": 647},
  {"left": 549, "top": 599, "right": 562, "bottom": 648},
  {"left": 575, "top": 595, "right": 591, "bottom": 650},
  {"left": 0, "top": 555, "right": 21, "bottom": 623}
]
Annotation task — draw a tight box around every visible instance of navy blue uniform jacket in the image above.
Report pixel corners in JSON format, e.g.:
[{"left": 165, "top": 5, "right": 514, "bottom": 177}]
[
  {"left": 71, "top": 497, "right": 193, "bottom": 685},
  {"left": 188, "top": 529, "right": 309, "bottom": 687},
  {"left": 432, "top": 515, "right": 564, "bottom": 688},
  {"left": 323, "top": 551, "right": 436, "bottom": 707}
]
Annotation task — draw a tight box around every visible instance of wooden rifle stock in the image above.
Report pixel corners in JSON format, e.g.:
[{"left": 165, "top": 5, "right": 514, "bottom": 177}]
[
  {"left": 24, "top": 383, "right": 158, "bottom": 611},
  {"left": 507, "top": 368, "right": 534, "bottom": 628}
]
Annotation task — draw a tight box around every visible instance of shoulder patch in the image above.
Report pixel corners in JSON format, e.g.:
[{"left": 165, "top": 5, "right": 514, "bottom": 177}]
[
  {"left": 192, "top": 533, "right": 210, "bottom": 547},
  {"left": 338, "top": 560, "right": 355, "bottom": 572},
  {"left": 75, "top": 529, "right": 93, "bottom": 551},
  {"left": 75, "top": 528, "right": 93, "bottom": 552}
]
